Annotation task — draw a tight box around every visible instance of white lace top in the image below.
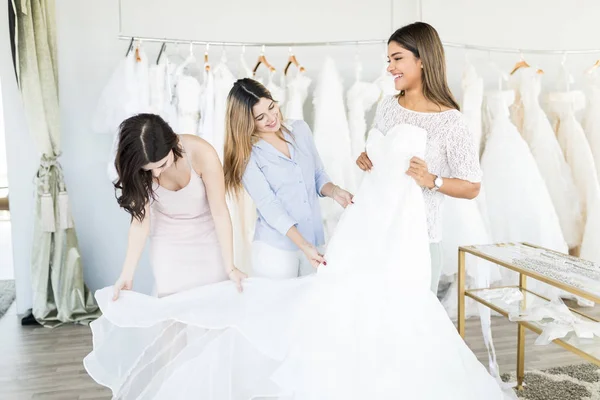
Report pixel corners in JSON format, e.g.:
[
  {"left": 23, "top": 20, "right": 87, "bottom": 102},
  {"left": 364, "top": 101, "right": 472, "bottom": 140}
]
[{"left": 373, "top": 95, "right": 482, "bottom": 243}]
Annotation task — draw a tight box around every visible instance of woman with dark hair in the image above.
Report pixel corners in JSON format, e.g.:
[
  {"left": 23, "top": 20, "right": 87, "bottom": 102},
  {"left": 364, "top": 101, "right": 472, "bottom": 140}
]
[
  {"left": 224, "top": 78, "right": 353, "bottom": 279},
  {"left": 112, "top": 113, "right": 246, "bottom": 299},
  {"left": 357, "top": 22, "right": 482, "bottom": 295}
]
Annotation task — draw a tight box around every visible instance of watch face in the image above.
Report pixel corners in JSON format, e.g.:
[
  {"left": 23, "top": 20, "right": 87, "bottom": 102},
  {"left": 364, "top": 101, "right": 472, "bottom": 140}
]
[{"left": 435, "top": 177, "right": 443, "bottom": 188}]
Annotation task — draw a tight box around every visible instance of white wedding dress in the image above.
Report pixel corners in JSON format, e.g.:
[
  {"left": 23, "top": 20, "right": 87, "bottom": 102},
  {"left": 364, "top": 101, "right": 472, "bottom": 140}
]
[
  {"left": 546, "top": 91, "right": 600, "bottom": 265},
  {"left": 482, "top": 90, "right": 569, "bottom": 299},
  {"left": 313, "top": 57, "right": 357, "bottom": 239},
  {"left": 510, "top": 68, "right": 583, "bottom": 250},
  {"left": 346, "top": 78, "right": 380, "bottom": 187},
  {"left": 583, "top": 70, "right": 600, "bottom": 185},
  {"left": 284, "top": 72, "right": 311, "bottom": 121},
  {"left": 84, "top": 124, "right": 513, "bottom": 400}
]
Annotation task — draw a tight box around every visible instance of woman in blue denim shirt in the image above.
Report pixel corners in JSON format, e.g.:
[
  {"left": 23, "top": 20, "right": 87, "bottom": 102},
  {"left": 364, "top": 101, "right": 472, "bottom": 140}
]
[{"left": 224, "top": 79, "right": 353, "bottom": 279}]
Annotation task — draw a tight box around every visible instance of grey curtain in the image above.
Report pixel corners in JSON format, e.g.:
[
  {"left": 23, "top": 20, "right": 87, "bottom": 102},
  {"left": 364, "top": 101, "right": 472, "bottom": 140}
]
[{"left": 14, "top": 0, "right": 99, "bottom": 326}]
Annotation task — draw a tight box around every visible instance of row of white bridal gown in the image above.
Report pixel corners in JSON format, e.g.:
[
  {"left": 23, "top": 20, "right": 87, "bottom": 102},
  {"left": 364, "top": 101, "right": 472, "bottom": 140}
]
[
  {"left": 583, "top": 70, "right": 600, "bottom": 183},
  {"left": 546, "top": 91, "right": 600, "bottom": 265},
  {"left": 440, "top": 63, "right": 500, "bottom": 320},
  {"left": 284, "top": 71, "right": 311, "bottom": 120},
  {"left": 84, "top": 124, "right": 515, "bottom": 400},
  {"left": 313, "top": 57, "right": 357, "bottom": 240},
  {"left": 481, "top": 90, "right": 570, "bottom": 301},
  {"left": 510, "top": 67, "right": 584, "bottom": 250}
]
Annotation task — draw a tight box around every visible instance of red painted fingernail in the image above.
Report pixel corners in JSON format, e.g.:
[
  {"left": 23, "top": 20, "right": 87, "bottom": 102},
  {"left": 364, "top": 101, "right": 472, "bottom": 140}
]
[{"left": 323, "top": 262, "right": 327, "bottom": 266}]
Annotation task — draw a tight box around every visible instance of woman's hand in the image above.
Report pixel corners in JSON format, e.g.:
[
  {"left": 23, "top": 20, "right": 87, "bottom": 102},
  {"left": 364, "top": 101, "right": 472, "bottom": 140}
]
[
  {"left": 356, "top": 152, "right": 373, "bottom": 171},
  {"left": 301, "top": 243, "right": 327, "bottom": 269},
  {"left": 227, "top": 267, "right": 247, "bottom": 293},
  {"left": 112, "top": 272, "right": 134, "bottom": 301},
  {"left": 332, "top": 185, "right": 354, "bottom": 208},
  {"left": 406, "top": 157, "right": 435, "bottom": 189}
]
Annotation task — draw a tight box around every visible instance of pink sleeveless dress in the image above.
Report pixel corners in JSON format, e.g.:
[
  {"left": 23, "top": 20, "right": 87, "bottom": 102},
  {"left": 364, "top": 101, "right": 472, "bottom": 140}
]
[{"left": 149, "top": 142, "right": 227, "bottom": 297}]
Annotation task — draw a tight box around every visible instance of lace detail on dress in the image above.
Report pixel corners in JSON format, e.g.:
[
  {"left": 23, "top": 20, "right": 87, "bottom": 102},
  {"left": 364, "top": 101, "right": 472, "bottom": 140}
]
[{"left": 372, "top": 95, "right": 482, "bottom": 242}]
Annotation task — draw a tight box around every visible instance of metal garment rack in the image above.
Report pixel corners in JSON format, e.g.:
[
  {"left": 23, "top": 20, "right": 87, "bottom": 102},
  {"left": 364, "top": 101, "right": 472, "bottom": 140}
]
[{"left": 118, "top": 34, "right": 600, "bottom": 56}]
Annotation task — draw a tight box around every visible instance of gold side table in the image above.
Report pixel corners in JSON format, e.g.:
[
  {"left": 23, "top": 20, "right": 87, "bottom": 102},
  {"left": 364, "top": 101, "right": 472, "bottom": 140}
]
[{"left": 457, "top": 242, "right": 600, "bottom": 390}]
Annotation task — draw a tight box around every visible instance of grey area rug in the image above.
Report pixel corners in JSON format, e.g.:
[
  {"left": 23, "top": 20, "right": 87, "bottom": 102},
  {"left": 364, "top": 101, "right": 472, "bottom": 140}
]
[
  {"left": 0, "top": 280, "right": 16, "bottom": 319},
  {"left": 502, "top": 363, "right": 600, "bottom": 399}
]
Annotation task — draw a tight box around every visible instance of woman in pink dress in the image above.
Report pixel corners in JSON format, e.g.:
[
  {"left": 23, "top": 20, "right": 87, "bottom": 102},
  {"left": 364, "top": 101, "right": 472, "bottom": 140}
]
[{"left": 111, "top": 113, "right": 246, "bottom": 299}]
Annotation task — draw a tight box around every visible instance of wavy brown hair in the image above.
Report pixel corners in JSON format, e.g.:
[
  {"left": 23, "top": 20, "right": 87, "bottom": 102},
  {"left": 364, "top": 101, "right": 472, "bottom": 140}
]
[
  {"left": 223, "top": 78, "right": 288, "bottom": 194},
  {"left": 114, "top": 114, "right": 182, "bottom": 221},
  {"left": 389, "top": 22, "right": 460, "bottom": 111}
]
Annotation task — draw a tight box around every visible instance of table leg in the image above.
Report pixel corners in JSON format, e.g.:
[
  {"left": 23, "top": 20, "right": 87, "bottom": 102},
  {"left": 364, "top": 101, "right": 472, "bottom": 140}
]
[
  {"left": 457, "top": 249, "right": 466, "bottom": 338},
  {"left": 517, "top": 272, "right": 527, "bottom": 390}
]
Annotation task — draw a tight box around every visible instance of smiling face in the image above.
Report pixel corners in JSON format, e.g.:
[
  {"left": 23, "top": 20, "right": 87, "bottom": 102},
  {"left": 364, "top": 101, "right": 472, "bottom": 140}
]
[
  {"left": 387, "top": 41, "right": 423, "bottom": 92},
  {"left": 142, "top": 150, "right": 175, "bottom": 178},
  {"left": 252, "top": 97, "right": 281, "bottom": 134}
]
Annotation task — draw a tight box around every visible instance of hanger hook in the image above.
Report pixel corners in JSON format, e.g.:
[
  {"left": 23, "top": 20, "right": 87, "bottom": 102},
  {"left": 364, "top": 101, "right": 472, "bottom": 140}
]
[
  {"left": 241, "top": 44, "right": 246, "bottom": 55},
  {"left": 189, "top": 42, "right": 193, "bottom": 56},
  {"left": 261, "top": 44, "right": 266, "bottom": 55},
  {"left": 561, "top": 52, "right": 568, "bottom": 66},
  {"left": 518, "top": 50, "right": 525, "bottom": 61},
  {"left": 206, "top": 43, "right": 210, "bottom": 53}
]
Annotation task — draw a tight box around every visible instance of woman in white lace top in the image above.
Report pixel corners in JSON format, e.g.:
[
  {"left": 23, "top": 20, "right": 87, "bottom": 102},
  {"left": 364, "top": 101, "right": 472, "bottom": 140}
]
[{"left": 356, "top": 22, "right": 482, "bottom": 295}]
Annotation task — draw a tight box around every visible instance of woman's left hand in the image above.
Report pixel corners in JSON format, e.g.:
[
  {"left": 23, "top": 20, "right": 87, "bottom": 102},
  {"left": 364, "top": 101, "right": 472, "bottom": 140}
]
[
  {"left": 332, "top": 185, "right": 354, "bottom": 208},
  {"left": 406, "top": 157, "right": 435, "bottom": 189}
]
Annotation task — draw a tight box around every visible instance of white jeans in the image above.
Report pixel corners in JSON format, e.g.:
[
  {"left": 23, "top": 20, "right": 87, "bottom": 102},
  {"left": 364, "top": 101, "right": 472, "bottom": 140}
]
[{"left": 251, "top": 241, "right": 321, "bottom": 279}]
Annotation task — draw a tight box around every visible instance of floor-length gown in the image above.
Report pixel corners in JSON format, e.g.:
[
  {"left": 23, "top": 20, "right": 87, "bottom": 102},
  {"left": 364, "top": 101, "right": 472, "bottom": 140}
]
[
  {"left": 510, "top": 67, "right": 583, "bottom": 250},
  {"left": 547, "top": 90, "right": 600, "bottom": 265},
  {"left": 583, "top": 69, "right": 600, "bottom": 185},
  {"left": 198, "top": 64, "right": 215, "bottom": 144},
  {"left": 482, "top": 90, "right": 569, "bottom": 299},
  {"left": 100, "top": 49, "right": 150, "bottom": 183},
  {"left": 84, "top": 124, "right": 514, "bottom": 400},
  {"left": 440, "top": 64, "right": 499, "bottom": 319},
  {"left": 313, "top": 57, "right": 356, "bottom": 239},
  {"left": 284, "top": 72, "right": 311, "bottom": 121},
  {"left": 346, "top": 78, "right": 380, "bottom": 187}
]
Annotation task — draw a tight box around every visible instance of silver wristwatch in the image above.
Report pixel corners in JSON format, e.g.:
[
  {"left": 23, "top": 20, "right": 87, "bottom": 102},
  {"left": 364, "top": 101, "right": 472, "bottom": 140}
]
[{"left": 432, "top": 175, "right": 443, "bottom": 192}]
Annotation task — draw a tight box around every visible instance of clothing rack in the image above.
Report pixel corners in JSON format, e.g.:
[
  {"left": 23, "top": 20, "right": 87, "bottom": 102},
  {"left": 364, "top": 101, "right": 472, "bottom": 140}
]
[{"left": 119, "top": 34, "right": 600, "bottom": 56}]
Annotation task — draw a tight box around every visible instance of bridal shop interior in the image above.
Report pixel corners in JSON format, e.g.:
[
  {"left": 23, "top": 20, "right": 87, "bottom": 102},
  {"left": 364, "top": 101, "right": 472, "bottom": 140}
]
[{"left": 1, "top": 0, "right": 600, "bottom": 398}]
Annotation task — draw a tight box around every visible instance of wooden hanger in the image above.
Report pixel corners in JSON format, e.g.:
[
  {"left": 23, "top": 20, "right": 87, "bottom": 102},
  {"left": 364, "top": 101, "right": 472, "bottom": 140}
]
[
  {"left": 284, "top": 48, "right": 305, "bottom": 75},
  {"left": 204, "top": 43, "right": 211, "bottom": 72},
  {"left": 587, "top": 59, "right": 600, "bottom": 74},
  {"left": 253, "top": 45, "right": 276, "bottom": 76},
  {"left": 510, "top": 58, "right": 530, "bottom": 75}
]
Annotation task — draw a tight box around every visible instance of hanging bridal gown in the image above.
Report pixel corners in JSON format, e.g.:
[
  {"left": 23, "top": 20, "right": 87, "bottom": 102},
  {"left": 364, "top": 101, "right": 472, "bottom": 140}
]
[
  {"left": 102, "top": 49, "right": 151, "bottom": 183},
  {"left": 198, "top": 64, "right": 215, "bottom": 144},
  {"left": 510, "top": 68, "right": 583, "bottom": 250},
  {"left": 149, "top": 59, "right": 179, "bottom": 130},
  {"left": 440, "top": 64, "right": 499, "bottom": 319},
  {"left": 313, "top": 57, "right": 357, "bottom": 239},
  {"left": 212, "top": 60, "right": 235, "bottom": 161},
  {"left": 546, "top": 91, "right": 600, "bottom": 265},
  {"left": 175, "top": 74, "right": 202, "bottom": 135},
  {"left": 266, "top": 71, "right": 286, "bottom": 110},
  {"left": 84, "top": 124, "right": 513, "bottom": 400},
  {"left": 346, "top": 77, "right": 380, "bottom": 161},
  {"left": 284, "top": 71, "right": 311, "bottom": 121},
  {"left": 482, "top": 90, "right": 569, "bottom": 299},
  {"left": 583, "top": 69, "right": 600, "bottom": 184}
]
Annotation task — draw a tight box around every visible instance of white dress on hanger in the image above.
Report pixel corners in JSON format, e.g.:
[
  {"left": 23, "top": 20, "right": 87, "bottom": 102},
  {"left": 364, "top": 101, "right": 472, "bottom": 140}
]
[
  {"left": 284, "top": 72, "right": 311, "bottom": 121},
  {"left": 84, "top": 124, "right": 513, "bottom": 400},
  {"left": 583, "top": 70, "right": 600, "bottom": 184},
  {"left": 103, "top": 49, "right": 150, "bottom": 183},
  {"left": 482, "top": 90, "right": 568, "bottom": 298},
  {"left": 440, "top": 64, "right": 499, "bottom": 319},
  {"left": 212, "top": 61, "right": 235, "bottom": 161},
  {"left": 313, "top": 57, "right": 357, "bottom": 239},
  {"left": 175, "top": 74, "right": 202, "bottom": 135},
  {"left": 510, "top": 68, "right": 583, "bottom": 250},
  {"left": 149, "top": 60, "right": 179, "bottom": 130},
  {"left": 198, "top": 65, "right": 215, "bottom": 144},
  {"left": 266, "top": 71, "right": 286, "bottom": 109},
  {"left": 546, "top": 91, "right": 600, "bottom": 265}
]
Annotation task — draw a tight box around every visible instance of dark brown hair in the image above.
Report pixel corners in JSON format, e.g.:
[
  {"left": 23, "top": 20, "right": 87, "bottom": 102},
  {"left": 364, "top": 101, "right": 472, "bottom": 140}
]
[
  {"left": 114, "top": 114, "right": 182, "bottom": 221},
  {"left": 389, "top": 22, "right": 460, "bottom": 111}
]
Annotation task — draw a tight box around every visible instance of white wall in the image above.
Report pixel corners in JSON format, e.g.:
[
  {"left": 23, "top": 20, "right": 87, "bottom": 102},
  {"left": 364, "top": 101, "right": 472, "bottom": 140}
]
[
  {"left": 5, "top": 0, "right": 600, "bottom": 306},
  {"left": 0, "top": 11, "right": 37, "bottom": 314}
]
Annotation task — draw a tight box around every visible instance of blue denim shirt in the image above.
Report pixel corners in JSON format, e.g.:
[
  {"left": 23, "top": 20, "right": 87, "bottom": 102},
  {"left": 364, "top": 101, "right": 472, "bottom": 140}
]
[{"left": 242, "top": 120, "right": 331, "bottom": 251}]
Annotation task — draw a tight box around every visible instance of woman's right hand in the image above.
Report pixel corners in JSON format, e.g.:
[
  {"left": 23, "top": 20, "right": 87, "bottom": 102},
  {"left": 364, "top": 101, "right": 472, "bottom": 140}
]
[
  {"left": 112, "top": 273, "right": 134, "bottom": 301},
  {"left": 302, "top": 243, "right": 327, "bottom": 269},
  {"left": 356, "top": 152, "right": 373, "bottom": 171}
]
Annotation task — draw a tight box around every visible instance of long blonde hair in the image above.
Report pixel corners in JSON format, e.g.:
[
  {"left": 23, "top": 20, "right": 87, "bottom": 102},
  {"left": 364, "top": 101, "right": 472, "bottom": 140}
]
[
  {"left": 389, "top": 22, "right": 460, "bottom": 111},
  {"left": 224, "top": 78, "right": 288, "bottom": 194}
]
